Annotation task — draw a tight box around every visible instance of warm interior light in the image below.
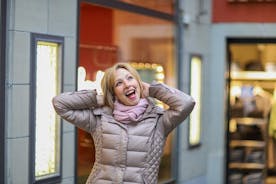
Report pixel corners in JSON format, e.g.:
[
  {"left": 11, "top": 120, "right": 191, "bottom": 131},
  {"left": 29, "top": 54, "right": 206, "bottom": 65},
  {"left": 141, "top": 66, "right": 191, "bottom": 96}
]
[
  {"left": 130, "top": 62, "right": 164, "bottom": 83},
  {"left": 231, "top": 71, "right": 276, "bottom": 80},
  {"left": 35, "top": 41, "right": 61, "bottom": 179},
  {"left": 78, "top": 67, "right": 104, "bottom": 94},
  {"left": 189, "top": 56, "right": 202, "bottom": 146}
]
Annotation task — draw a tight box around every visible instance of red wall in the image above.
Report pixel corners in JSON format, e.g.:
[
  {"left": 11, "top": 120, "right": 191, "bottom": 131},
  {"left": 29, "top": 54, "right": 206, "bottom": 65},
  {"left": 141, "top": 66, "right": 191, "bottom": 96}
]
[
  {"left": 79, "top": 3, "right": 113, "bottom": 44},
  {"left": 79, "top": 3, "right": 115, "bottom": 81},
  {"left": 212, "top": 1, "right": 276, "bottom": 23}
]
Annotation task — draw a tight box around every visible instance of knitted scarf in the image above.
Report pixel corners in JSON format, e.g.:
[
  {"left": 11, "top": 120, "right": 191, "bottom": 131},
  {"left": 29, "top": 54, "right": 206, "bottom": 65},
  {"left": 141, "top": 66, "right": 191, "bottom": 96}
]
[{"left": 113, "top": 99, "right": 149, "bottom": 124}]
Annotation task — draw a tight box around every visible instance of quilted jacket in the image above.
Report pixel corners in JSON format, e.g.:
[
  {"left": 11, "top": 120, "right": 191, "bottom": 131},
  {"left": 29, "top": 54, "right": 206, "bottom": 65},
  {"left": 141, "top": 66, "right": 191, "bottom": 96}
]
[{"left": 52, "top": 82, "right": 195, "bottom": 184}]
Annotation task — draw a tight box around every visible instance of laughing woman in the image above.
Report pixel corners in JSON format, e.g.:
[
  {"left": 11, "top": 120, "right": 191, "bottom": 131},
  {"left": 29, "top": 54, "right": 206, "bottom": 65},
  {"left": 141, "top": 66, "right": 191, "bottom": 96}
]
[{"left": 52, "top": 62, "right": 195, "bottom": 184}]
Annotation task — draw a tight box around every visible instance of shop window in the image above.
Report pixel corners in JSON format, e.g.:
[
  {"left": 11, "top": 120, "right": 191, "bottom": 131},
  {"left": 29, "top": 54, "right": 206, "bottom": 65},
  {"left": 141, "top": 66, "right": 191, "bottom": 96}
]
[
  {"left": 79, "top": 3, "right": 176, "bottom": 183},
  {"left": 30, "top": 34, "right": 63, "bottom": 183},
  {"left": 188, "top": 55, "right": 202, "bottom": 148}
]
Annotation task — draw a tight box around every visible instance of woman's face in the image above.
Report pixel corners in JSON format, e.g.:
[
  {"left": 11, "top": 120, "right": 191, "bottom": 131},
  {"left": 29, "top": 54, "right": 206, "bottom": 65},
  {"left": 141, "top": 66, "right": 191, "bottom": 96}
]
[{"left": 114, "top": 68, "right": 141, "bottom": 106}]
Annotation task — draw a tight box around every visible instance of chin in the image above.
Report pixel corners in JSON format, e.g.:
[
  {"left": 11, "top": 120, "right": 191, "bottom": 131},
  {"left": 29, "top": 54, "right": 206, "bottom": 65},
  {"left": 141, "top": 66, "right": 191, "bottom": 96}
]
[
  {"left": 126, "top": 102, "right": 136, "bottom": 106},
  {"left": 127, "top": 100, "right": 139, "bottom": 106}
]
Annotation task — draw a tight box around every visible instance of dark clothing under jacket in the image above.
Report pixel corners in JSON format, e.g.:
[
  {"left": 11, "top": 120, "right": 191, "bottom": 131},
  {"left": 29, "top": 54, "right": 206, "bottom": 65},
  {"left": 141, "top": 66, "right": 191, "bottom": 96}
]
[{"left": 52, "top": 82, "right": 195, "bottom": 184}]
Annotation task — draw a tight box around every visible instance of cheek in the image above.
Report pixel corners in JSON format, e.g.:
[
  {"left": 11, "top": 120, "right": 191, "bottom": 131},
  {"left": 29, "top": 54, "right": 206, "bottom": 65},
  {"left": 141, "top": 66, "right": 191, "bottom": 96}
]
[
  {"left": 114, "top": 87, "right": 123, "bottom": 97},
  {"left": 114, "top": 89, "right": 119, "bottom": 97},
  {"left": 136, "top": 82, "right": 141, "bottom": 90}
]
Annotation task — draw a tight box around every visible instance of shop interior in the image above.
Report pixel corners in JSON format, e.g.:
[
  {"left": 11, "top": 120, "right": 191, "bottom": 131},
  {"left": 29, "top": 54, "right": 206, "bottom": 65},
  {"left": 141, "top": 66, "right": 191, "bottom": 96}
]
[
  {"left": 227, "top": 41, "right": 276, "bottom": 184},
  {"left": 77, "top": 2, "right": 175, "bottom": 183}
]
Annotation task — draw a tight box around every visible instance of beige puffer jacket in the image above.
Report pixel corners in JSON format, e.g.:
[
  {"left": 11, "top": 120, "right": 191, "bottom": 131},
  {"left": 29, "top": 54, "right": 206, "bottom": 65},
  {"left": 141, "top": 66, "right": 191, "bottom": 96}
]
[{"left": 52, "top": 82, "right": 195, "bottom": 184}]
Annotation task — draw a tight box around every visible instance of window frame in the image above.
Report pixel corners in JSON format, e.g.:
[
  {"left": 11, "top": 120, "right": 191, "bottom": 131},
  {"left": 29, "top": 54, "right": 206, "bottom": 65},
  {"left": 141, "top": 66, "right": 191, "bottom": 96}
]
[
  {"left": 0, "top": 0, "right": 7, "bottom": 183},
  {"left": 82, "top": 0, "right": 174, "bottom": 21},
  {"left": 29, "top": 33, "right": 64, "bottom": 184}
]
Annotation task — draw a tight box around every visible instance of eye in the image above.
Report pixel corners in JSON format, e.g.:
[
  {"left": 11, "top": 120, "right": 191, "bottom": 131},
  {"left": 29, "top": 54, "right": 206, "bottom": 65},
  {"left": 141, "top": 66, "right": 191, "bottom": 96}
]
[
  {"left": 127, "top": 75, "right": 134, "bottom": 80},
  {"left": 115, "top": 81, "right": 122, "bottom": 87}
]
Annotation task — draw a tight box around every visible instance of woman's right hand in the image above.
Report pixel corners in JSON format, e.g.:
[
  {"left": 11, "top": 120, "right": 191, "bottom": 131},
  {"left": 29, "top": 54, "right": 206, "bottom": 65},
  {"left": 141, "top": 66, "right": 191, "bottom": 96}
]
[{"left": 142, "top": 82, "right": 150, "bottom": 98}]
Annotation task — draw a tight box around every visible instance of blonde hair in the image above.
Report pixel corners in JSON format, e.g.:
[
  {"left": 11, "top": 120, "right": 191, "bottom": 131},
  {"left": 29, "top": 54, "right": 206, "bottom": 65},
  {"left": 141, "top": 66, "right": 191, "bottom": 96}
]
[{"left": 101, "top": 62, "right": 143, "bottom": 109}]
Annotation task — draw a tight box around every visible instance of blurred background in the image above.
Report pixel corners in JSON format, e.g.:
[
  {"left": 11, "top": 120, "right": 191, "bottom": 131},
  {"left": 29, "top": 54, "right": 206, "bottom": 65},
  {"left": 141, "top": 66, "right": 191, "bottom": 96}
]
[{"left": 2, "top": 0, "right": 276, "bottom": 184}]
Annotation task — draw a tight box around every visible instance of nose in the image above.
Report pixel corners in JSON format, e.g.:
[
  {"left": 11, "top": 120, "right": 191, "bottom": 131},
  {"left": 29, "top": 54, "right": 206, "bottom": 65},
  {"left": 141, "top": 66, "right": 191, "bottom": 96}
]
[{"left": 123, "top": 79, "right": 130, "bottom": 87}]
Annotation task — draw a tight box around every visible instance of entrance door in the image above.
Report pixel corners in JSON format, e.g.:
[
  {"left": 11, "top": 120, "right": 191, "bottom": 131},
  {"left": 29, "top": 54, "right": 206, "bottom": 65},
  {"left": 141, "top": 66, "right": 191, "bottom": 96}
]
[
  {"left": 227, "top": 38, "right": 276, "bottom": 184},
  {"left": 77, "top": 1, "right": 176, "bottom": 183}
]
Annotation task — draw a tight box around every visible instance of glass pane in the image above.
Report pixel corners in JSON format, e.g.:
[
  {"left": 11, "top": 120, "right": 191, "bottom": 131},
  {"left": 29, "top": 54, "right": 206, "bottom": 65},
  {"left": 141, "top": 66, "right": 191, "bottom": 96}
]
[
  {"left": 79, "top": 3, "right": 175, "bottom": 183},
  {"left": 35, "top": 41, "right": 61, "bottom": 180},
  {"left": 189, "top": 56, "right": 202, "bottom": 146},
  {"left": 118, "top": 0, "right": 174, "bottom": 14},
  {"left": 131, "top": 62, "right": 165, "bottom": 107}
]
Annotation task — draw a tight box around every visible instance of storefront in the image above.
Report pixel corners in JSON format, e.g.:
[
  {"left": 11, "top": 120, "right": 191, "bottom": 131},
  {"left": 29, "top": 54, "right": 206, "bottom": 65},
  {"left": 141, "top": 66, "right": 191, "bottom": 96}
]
[
  {"left": 212, "top": 1, "right": 276, "bottom": 183},
  {"left": 1, "top": 0, "right": 234, "bottom": 183},
  {"left": 5, "top": 0, "right": 276, "bottom": 183},
  {"left": 77, "top": 0, "right": 181, "bottom": 183},
  {"left": 226, "top": 38, "right": 276, "bottom": 184},
  {"left": 4, "top": 0, "right": 207, "bottom": 183}
]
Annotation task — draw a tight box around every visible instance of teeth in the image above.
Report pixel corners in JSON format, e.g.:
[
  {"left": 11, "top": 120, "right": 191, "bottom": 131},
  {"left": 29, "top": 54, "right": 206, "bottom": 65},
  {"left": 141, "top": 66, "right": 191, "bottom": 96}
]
[{"left": 126, "top": 90, "right": 135, "bottom": 95}]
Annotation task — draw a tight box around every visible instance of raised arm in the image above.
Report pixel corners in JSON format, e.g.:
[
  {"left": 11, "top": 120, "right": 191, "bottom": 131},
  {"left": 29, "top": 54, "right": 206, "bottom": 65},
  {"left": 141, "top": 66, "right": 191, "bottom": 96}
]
[
  {"left": 52, "top": 90, "right": 99, "bottom": 132},
  {"left": 148, "top": 82, "right": 195, "bottom": 136}
]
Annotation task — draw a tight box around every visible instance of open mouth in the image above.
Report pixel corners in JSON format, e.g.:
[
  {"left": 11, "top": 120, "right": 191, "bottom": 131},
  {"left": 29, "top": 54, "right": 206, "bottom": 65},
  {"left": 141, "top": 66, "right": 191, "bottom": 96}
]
[{"left": 125, "top": 89, "right": 136, "bottom": 99}]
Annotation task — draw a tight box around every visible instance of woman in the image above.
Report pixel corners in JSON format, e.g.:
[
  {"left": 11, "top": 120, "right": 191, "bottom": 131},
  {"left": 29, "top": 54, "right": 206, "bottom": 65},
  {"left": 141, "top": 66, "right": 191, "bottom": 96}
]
[{"left": 52, "top": 63, "right": 195, "bottom": 184}]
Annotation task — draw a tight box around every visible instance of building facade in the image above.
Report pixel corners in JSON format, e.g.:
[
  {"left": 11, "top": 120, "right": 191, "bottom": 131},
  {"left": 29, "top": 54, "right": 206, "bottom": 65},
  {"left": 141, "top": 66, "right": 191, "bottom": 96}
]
[
  {"left": 3, "top": 0, "right": 79, "bottom": 183},
  {"left": 2, "top": 0, "right": 276, "bottom": 184},
  {"left": 212, "top": 1, "right": 276, "bottom": 184}
]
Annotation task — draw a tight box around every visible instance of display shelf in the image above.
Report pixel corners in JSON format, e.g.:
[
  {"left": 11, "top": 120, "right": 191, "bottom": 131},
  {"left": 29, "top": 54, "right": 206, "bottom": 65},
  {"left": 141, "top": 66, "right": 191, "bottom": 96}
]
[
  {"left": 230, "top": 117, "right": 266, "bottom": 126},
  {"left": 231, "top": 71, "right": 276, "bottom": 81},
  {"left": 230, "top": 140, "right": 266, "bottom": 148},
  {"left": 227, "top": 71, "right": 274, "bottom": 183},
  {"left": 229, "top": 163, "right": 266, "bottom": 170}
]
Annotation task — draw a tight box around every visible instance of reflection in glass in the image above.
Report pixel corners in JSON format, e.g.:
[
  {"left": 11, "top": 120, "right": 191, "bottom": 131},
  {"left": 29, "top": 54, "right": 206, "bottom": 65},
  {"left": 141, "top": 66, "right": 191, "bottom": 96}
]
[
  {"left": 131, "top": 62, "right": 164, "bottom": 83},
  {"left": 35, "top": 41, "right": 61, "bottom": 179},
  {"left": 189, "top": 56, "right": 202, "bottom": 147},
  {"left": 131, "top": 62, "right": 165, "bottom": 108}
]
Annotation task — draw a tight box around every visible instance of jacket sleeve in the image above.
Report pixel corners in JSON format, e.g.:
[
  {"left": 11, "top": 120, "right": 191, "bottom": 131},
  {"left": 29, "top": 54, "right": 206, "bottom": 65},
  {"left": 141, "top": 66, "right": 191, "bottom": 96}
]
[
  {"left": 52, "top": 89, "right": 99, "bottom": 132},
  {"left": 149, "top": 82, "right": 195, "bottom": 136}
]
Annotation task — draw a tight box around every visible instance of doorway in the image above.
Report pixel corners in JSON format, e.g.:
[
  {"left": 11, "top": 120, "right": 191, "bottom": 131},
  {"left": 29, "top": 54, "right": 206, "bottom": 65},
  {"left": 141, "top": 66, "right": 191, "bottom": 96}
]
[{"left": 227, "top": 38, "right": 276, "bottom": 184}]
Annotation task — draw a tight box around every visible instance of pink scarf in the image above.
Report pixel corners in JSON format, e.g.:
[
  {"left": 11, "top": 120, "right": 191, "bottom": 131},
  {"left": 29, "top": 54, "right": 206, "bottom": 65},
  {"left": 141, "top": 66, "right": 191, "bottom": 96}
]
[{"left": 113, "top": 99, "right": 149, "bottom": 124}]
